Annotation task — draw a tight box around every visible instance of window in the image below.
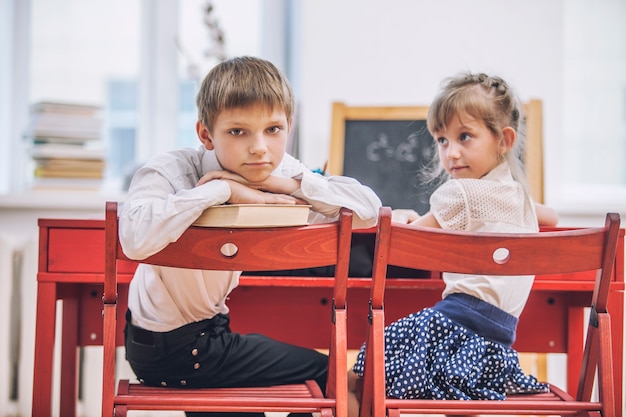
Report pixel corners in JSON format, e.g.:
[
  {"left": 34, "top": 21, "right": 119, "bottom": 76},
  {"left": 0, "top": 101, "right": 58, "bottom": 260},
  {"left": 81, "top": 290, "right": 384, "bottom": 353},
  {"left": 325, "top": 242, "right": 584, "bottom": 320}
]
[
  {"left": 559, "top": 0, "right": 626, "bottom": 211},
  {"left": 28, "top": 0, "right": 141, "bottom": 190},
  {"left": 19, "top": 0, "right": 263, "bottom": 191},
  {"left": 175, "top": 0, "right": 262, "bottom": 150}
]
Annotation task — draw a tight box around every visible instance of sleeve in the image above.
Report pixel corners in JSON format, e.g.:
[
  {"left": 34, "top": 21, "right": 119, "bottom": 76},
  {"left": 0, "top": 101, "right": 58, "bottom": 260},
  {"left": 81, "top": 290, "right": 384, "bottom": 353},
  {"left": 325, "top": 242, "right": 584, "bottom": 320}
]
[
  {"left": 119, "top": 164, "right": 231, "bottom": 260},
  {"left": 291, "top": 168, "right": 382, "bottom": 229},
  {"left": 429, "top": 180, "right": 471, "bottom": 230}
]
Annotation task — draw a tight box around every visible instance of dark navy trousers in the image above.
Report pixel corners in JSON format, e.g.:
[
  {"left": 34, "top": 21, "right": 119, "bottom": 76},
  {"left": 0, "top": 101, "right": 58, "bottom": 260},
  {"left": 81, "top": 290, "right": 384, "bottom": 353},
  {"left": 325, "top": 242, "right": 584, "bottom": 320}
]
[{"left": 125, "top": 309, "right": 328, "bottom": 417}]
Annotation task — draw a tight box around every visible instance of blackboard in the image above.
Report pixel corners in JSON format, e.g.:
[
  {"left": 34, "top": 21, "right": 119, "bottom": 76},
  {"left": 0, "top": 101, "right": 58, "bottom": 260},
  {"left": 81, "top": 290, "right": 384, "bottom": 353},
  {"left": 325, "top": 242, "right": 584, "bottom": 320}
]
[{"left": 328, "top": 103, "right": 438, "bottom": 214}]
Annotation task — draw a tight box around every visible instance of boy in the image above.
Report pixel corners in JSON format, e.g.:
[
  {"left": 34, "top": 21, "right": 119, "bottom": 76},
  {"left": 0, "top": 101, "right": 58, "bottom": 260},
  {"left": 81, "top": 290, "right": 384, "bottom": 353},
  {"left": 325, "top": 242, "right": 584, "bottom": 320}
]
[{"left": 119, "top": 56, "right": 382, "bottom": 417}]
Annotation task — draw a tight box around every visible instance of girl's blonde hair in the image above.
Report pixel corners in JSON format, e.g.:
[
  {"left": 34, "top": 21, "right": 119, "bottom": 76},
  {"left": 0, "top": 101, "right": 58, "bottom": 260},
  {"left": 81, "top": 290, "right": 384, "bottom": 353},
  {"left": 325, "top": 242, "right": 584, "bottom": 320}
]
[
  {"left": 424, "top": 72, "right": 529, "bottom": 192},
  {"left": 196, "top": 56, "right": 295, "bottom": 132}
]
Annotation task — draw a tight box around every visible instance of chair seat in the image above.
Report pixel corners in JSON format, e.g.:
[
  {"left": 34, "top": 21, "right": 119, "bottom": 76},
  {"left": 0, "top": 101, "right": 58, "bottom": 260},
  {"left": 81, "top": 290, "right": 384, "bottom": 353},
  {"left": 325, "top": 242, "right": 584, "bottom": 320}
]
[
  {"left": 385, "top": 385, "right": 603, "bottom": 415},
  {"left": 116, "top": 378, "right": 336, "bottom": 413}
]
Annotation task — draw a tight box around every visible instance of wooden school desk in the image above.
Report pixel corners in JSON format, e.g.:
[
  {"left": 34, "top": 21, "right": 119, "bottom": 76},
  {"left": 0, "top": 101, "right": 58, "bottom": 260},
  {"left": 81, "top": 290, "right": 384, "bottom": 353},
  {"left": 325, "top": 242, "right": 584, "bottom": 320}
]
[{"left": 32, "top": 218, "right": 625, "bottom": 417}]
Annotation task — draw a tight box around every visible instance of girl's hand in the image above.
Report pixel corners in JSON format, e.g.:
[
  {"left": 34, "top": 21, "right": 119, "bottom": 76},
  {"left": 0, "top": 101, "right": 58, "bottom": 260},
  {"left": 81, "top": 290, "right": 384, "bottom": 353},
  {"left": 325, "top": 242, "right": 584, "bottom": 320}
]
[
  {"left": 535, "top": 202, "right": 559, "bottom": 226},
  {"left": 392, "top": 209, "right": 420, "bottom": 224}
]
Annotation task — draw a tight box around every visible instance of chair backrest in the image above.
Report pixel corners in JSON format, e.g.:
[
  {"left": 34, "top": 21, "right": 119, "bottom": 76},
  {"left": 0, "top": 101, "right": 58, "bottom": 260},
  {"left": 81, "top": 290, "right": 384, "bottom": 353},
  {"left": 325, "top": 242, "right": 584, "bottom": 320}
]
[
  {"left": 371, "top": 206, "right": 621, "bottom": 399},
  {"left": 102, "top": 201, "right": 353, "bottom": 414},
  {"left": 104, "top": 201, "right": 353, "bottom": 306}
]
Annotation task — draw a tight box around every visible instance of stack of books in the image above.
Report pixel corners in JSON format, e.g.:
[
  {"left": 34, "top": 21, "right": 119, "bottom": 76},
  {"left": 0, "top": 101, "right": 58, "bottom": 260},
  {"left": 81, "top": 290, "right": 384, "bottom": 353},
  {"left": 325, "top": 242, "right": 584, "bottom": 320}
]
[{"left": 25, "top": 101, "right": 106, "bottom": 189}]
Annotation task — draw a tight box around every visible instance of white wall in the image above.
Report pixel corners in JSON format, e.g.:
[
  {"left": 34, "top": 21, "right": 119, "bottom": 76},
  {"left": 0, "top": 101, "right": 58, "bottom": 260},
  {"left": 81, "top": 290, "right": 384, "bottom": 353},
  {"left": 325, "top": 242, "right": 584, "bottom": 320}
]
[
  {"left": 294, "top": 0, "right": 626, "bottom": 226},
  {"left": 296, "top": 0, "right": 564, "bottom": 206}
]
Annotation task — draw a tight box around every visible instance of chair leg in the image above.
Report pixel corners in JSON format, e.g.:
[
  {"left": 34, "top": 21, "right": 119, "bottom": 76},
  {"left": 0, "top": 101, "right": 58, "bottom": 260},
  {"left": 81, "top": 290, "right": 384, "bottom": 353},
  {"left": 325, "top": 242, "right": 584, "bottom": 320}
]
[
  {"left": 359, "top": 364, "right": 373, "bottom": 417},
  {"left": 334, "top": 308, "right": 349, "bottom": 417},
  {"left": 596, "top": 313, "right": 615, "bottom": 417},
  {"left": 369, "top": 310, "right": 386, "bottom": 417},
  {"left": 102, "top": 303, "right": 117, "bottom": 417},
  {"left": 320, "top": 408, "right": 334, "bottom": 417},
  {"left": 577, "top": 324, "right": 600, "bottom": 402},
  {"left": 358, "top": 318, "right": 375, "bottom": 417},
  {"left": 114, "top": 405, "right": 128, "bottom": 417}
]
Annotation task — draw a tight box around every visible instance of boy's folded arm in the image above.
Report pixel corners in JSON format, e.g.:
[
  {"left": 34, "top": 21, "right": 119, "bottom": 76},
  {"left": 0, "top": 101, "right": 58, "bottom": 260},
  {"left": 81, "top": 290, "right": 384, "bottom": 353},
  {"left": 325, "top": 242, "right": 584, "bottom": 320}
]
[
  {"left": 294, "top": 170, "right": 382, "bottom": 228},
  {"left": 119, "top": 179, "right": 231, "bottom": 260},
  {"left": 224, "top": 179, "right": 302, "bottom": 205}
]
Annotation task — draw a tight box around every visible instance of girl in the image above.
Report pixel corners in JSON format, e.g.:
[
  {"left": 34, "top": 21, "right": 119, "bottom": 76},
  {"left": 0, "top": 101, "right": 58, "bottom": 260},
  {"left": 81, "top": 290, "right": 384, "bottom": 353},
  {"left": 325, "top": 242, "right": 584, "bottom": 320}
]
[{"left": 348, "top": 72, "right": 558, "bottom": 417}]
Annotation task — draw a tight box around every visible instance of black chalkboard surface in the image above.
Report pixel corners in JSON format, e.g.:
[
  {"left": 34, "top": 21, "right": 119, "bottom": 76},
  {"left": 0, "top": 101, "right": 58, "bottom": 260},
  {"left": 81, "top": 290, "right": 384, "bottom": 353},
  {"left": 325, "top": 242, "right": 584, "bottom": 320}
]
[{"left": 328, "top": 103, "right": 438, "bottom": 214}]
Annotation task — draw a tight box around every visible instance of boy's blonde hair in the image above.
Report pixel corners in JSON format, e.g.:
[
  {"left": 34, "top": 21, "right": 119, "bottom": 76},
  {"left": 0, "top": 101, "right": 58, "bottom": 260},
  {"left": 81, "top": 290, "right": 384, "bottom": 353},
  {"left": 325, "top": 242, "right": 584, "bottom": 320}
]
[
  {"left": 425, "top": 72, "right": 529, "bottom": 192},
  {"left": 196, "top": 56, "right": 295, "bottom": 132}
]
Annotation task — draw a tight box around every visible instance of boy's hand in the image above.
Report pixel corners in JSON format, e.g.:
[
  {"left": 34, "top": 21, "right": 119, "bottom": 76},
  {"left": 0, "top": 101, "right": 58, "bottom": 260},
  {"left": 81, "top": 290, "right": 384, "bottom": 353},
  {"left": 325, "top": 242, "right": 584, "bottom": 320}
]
[
  {"left": 198, "top": 170, "right": 300, "bottom": 196},
  {"left": 224, "top": 180, "right": 304, "bottom": 205},
  {"left": 197, "top": 170, "right": 248, "bottom": 187}
]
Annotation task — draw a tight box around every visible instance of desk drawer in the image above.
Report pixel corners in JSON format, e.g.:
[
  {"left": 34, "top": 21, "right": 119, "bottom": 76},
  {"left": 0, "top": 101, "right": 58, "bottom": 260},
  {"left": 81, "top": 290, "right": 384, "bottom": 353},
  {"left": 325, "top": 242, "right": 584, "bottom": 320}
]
[{"left": 47, "top": 228, "right": 136, "bottom": 273}]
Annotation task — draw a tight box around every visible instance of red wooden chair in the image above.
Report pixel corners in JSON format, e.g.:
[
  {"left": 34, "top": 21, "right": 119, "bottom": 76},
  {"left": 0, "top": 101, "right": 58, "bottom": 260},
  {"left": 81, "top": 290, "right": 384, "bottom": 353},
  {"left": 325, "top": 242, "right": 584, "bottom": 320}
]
[
  {"left": 359, "top": 206, "right": 621, "bottom": 417},
  {"left": 103, "top": 201, "right": 353, "bottom": 417}
]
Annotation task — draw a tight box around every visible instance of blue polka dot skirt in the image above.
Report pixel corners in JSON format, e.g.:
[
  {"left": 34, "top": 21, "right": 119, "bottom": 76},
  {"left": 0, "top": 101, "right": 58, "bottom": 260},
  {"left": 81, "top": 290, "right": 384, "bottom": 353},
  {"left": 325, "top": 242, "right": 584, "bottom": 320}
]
[{"left": 353, "top": 308, "right": 549, "bottom": 400}]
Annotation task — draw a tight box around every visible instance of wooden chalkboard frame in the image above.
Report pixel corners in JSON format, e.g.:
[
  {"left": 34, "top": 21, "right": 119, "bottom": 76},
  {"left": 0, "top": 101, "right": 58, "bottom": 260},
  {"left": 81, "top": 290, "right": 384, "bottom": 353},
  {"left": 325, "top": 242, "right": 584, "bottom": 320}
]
[
  {"left": 328, "top": 103, "right": 429, "bottom": 176},
  {"left": 523, "top": 99, "right": 544, "bottom": 203},
  {"left": 328, "top": 100, "right": 544, "bottom": 206}
]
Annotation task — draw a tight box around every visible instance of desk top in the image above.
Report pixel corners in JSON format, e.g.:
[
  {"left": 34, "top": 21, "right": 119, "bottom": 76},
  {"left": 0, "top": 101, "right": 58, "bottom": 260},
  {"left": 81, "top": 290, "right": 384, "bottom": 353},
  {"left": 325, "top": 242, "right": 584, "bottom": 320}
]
[{"left": 38, "top": 218, "right": 625, "bottom": 293}]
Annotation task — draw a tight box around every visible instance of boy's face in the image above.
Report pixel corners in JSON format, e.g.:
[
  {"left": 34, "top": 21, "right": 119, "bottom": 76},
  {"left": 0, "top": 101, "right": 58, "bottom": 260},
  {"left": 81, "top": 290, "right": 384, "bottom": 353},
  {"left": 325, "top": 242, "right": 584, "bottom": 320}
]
[{"left": 197, "top": 104, "right": 291, "bottom": 183}]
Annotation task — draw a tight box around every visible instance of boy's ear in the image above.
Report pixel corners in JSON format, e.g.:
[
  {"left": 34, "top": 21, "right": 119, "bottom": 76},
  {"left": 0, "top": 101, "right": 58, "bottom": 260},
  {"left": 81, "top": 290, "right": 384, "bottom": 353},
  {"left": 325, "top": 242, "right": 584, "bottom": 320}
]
[
  {"left": 196, "top": 121, "right": 214, "bottom": 150},
  {"left": 501, "top": 126, "right": 516, "bottom": 154}
]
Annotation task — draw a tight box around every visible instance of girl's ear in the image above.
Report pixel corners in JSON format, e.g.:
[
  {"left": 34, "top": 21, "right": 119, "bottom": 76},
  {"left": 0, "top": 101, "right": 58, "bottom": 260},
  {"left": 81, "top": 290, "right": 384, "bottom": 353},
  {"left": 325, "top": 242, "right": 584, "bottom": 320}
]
[
  {"left": 500, "top": 126, "right": 516, "bottom": 154},
  {"left": 196, "top": 121, "right": 214, "bottom": 150}
]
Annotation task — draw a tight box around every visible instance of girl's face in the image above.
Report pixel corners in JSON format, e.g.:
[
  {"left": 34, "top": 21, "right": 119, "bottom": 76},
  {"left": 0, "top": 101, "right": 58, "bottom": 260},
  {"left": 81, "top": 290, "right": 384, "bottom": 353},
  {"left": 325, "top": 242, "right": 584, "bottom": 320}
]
[
  {"left": 197, "top": 104, "right": 291, "bottom": 183},
  {"left": 434, "top": 112, "right": 511, "bottom": 180}
]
